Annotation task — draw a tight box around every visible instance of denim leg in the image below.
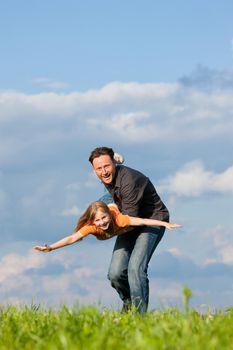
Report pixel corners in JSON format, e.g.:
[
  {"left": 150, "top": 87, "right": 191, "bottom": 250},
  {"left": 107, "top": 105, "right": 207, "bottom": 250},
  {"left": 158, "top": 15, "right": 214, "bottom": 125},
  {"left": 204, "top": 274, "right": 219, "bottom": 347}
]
[
  {"left": 128, "top": 226, "right": 165, "bottom": 313},
  {"left": 99, "top": 188, "right": 114, "bottom": 204},
  {"left": 108, "top": 230, "right": 138, "bottom": 305}
]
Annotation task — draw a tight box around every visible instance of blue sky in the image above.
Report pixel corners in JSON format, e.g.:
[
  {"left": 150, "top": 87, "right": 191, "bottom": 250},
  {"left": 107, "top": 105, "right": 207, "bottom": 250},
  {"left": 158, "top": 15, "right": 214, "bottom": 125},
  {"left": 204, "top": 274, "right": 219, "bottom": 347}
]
[
  {"left": 0, "top": 0, "right": 233, "bottom": 311},
  {"left": 1, "top": 0, "right": 233, "bottom": 90}
]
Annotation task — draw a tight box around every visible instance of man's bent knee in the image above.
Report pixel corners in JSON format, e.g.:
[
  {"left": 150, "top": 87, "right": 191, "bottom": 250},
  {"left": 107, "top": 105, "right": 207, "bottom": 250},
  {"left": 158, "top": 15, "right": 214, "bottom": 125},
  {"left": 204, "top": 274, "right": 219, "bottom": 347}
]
[{"left": 108, "top": 269, "right": 120, "bottom": 283}]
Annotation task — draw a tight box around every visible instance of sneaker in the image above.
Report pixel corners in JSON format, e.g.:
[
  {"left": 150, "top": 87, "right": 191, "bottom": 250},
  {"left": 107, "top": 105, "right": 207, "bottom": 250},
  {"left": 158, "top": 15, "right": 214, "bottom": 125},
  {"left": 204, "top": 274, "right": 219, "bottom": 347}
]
[{"left": 114, "top": 152, "right": 124, "bottom": 164}]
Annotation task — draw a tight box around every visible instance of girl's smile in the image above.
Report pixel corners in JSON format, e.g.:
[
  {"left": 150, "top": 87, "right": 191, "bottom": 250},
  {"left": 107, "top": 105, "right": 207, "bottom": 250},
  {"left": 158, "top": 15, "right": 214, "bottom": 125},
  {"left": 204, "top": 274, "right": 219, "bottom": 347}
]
[{"left": 93, "top": 209, "right": 112, "bottom": 230}]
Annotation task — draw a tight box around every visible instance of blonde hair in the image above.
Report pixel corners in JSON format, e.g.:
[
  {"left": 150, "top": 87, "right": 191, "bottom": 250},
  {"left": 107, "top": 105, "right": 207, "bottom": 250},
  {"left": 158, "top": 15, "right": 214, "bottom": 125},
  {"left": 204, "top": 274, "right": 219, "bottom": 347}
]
[{"left": 74, "top": 201, "right": 112, "bottom": 232}]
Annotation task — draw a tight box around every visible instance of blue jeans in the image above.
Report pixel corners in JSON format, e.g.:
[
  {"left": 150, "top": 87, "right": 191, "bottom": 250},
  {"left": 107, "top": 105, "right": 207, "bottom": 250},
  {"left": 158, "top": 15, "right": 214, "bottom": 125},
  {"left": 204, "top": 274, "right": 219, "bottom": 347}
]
[
  {"left": 100, "top": 190, "right": 165, "bottom": 313},
  {"left": 99, "top": 190, "right": 114, "bottom": 205},
  {"left": 108, "top": 226, "right": 165, "bottom": 313}
]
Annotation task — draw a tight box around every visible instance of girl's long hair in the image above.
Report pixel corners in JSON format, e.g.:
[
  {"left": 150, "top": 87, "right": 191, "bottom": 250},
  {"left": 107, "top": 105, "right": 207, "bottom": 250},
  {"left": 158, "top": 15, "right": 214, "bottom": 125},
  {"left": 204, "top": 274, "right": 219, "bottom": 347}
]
[{"left": 74, "top": 201, "right": 112, "bottom": 232}]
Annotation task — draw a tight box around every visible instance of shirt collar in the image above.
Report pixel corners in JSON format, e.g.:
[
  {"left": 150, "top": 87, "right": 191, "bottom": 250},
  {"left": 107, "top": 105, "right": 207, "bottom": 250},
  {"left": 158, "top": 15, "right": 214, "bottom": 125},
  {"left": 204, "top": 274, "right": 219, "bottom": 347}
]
[{"left": 105, "top": 165, "right": 121, "bottom": 190}]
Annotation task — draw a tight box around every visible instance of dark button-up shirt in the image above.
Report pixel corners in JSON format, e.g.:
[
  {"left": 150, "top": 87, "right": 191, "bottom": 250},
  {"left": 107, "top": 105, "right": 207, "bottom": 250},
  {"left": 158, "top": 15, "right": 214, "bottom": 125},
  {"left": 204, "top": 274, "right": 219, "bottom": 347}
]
[{"left": 105, "top": 165, "right": 169, "bottom": 221}]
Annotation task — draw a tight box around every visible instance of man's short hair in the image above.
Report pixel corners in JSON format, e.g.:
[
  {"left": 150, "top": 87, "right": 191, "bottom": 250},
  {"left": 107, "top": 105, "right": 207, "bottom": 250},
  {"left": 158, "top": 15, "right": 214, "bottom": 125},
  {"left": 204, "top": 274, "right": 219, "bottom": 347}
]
[{"left": 89, "top": 147, "right": 115, "bottom": 164}]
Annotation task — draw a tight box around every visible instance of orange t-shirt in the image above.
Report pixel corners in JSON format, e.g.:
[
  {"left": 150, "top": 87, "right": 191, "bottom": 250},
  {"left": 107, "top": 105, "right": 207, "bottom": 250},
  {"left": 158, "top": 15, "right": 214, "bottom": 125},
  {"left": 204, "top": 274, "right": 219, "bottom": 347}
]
[{"left": 78, "top": 205, "right": 131, "bottom": 240}]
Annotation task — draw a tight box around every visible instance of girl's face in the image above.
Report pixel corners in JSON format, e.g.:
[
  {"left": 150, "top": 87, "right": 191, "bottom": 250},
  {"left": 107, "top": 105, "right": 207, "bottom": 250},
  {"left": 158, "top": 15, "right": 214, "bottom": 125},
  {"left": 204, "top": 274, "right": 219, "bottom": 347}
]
[{"left": 93, "top": 208, "right": 111, "bottom": 230}]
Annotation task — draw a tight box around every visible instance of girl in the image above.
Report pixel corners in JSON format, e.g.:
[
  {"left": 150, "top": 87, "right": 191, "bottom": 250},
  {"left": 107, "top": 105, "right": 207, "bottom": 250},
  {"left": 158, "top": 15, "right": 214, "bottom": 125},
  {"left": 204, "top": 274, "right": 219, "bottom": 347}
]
[{"left": 33, "top": 201, "right": 182, "bottom": 252}]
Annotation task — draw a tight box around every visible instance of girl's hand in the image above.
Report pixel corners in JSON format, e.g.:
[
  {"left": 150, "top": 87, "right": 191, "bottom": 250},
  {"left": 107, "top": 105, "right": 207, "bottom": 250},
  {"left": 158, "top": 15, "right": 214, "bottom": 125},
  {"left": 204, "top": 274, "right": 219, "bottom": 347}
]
[
  {"left": 166, "top": 223, "right": 183, "bottom": 230},
  {"left": 33, "top": 244, "right": 52, "bottom": 252}
]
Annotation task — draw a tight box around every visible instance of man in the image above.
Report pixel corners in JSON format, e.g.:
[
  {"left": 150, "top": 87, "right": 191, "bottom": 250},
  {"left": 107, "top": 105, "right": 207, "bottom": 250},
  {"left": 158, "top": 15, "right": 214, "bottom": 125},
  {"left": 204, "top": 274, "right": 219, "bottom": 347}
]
[{"left": 89, "top": 147, "right": 169, "bottom": 313}]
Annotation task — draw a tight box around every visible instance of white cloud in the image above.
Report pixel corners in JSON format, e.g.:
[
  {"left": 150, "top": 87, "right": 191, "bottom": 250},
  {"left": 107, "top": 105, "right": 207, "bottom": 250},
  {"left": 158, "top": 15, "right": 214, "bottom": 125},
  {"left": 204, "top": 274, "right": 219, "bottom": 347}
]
[
  {"left": 1, "top": 238, "right": 232, "bottom": 310},
  {"left": 3, "top": 274, "right": 34, "bottom": 292},
  {"left": 61, "top": 173, "right": 100, "bottom": 217},
  {"left": 1, "top": 80, "right": 232, "bottom": 146},
  {"left": 0, "top": 250, "right": 45, "bottom": 284},
  {"left": 65, "top": 173, "right": 98, "bottom": 192},
  {"left": 38, "top": 269, "right": 117, "bottom": 308},
  {"left": 0, "top": 138, "right": 28, "bottom": 165},
  {"left": 166, "top": 247, "right": 182, "bottom": 257},
  {"left": 150, "top": 280, "right": 182, "bottom": 302},
  {"left": 88, "top": 111, "right": 161, "bottom": 141},
  {"left": 159, "top": 161, "right": 233, "bottom": 197},
  {"left": 0, "top": 187, "right": 8, "bottom": 215},
  {"left": 219, "top": 245, "right": 233, "bottom": 264},
  {"left": 61, "top": 205, "right": 82, "bottom": 217},
  {"left": 30, "top": 77, "right": 70, "bottom": 90},
  {"left": 1, "top": 80, "right": 232, "bottom": 178},
  {"left": 41, "top": 274, "right": 72, "bottom": 294},
  {"left": 205, "top": 225, "right": 233, "bottom": 264}
]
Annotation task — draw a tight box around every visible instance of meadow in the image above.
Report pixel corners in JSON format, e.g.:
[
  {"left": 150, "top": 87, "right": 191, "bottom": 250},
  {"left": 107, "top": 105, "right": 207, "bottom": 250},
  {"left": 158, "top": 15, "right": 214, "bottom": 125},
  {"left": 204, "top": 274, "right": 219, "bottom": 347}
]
[{"left": 0, "top": 290, "right": 232, "bottom": 350}]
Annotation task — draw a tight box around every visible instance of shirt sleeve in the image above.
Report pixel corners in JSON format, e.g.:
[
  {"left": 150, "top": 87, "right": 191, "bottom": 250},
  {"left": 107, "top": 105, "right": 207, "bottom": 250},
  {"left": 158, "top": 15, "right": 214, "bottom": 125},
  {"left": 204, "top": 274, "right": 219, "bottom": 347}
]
[
  {"left": 79, "top": 225, "right": 98, "bottom": 237},
  {"left": 115, "top": 213, "right": 130, "bottom": 227},
  {"left": 108, "top": 204, "right": 131, "bottom": 227}
]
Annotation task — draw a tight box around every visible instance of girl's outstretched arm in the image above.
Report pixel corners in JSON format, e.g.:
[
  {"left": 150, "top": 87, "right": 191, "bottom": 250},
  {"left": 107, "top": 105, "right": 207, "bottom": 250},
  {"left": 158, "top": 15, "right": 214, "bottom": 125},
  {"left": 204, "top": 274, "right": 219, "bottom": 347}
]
[
  {"left": 128, "top": 216, "right": 182, "bottom": 230},
  {"left": 33, "top": 231, "right": 84, "bottom": 252}
]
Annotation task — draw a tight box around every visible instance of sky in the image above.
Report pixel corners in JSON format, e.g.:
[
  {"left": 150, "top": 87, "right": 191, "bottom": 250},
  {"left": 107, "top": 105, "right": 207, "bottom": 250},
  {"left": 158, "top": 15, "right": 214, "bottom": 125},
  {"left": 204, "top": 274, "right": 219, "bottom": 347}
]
[{"left": 1, "top": 0, "right": 233, "bottom": 311}]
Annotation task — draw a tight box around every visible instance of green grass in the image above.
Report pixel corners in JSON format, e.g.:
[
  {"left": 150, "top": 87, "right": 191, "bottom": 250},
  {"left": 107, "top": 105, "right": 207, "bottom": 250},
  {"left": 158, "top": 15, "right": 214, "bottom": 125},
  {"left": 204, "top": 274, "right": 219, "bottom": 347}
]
[{"left": 0, "top": 303, "right": 232, "bottom": 350}]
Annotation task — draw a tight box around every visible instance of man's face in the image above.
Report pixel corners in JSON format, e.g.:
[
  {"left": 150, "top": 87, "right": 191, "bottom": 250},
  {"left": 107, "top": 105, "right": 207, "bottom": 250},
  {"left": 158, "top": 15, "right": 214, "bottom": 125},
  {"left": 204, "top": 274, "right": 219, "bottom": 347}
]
[{"left": 92, "top": 155, "right": 116, "bottom": 185}]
